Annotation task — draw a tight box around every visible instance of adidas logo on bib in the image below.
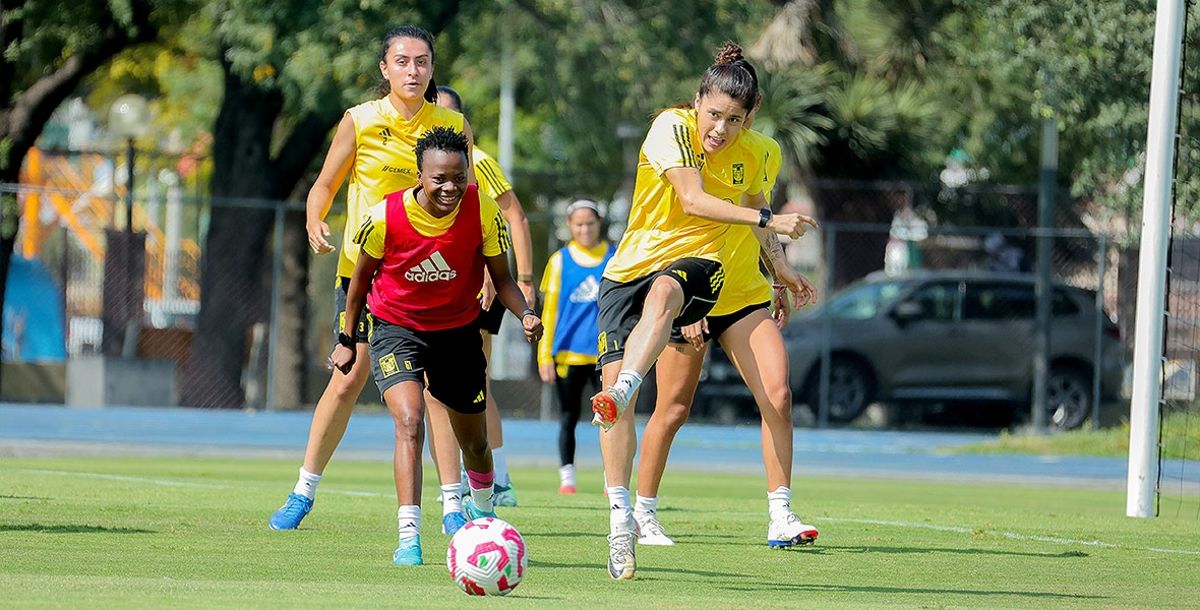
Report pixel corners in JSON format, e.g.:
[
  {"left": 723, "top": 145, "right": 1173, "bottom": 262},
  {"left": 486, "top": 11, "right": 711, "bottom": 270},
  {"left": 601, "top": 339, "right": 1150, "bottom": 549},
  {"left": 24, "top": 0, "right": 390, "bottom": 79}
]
[
  {"left": 405, "top": 251, "right": 457, "bottom": 282},
  {"left": 569, "top": 275, "right": 601, "bottom": 303}
]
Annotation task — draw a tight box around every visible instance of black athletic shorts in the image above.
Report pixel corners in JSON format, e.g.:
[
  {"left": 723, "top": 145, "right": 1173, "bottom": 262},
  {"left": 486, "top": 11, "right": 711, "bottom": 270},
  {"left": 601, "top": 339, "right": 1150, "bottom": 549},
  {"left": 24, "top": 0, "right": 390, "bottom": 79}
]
[
  {"left": 477, "top": 300, "right": 505, "bottom": 335},
  {"left": 368, "top": 317, "right": 487, "bottom": 414},
  {"left": 596, "top": 257, "right": 724, "bottom": 367},
  {"left": 668, "top": 301, "right": 770, "bottom": 345},
  {"left": 335, "top": 277, "right": 372, "bottom": 343}
]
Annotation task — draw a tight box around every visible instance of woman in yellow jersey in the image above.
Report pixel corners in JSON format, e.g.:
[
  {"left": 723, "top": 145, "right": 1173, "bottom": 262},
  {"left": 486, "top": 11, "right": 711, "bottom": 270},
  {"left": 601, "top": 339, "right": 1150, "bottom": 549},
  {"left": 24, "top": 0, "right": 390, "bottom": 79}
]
[
  {"left": 269, "top": 25, "right": 476, "bottom": 534},
  {"left": 591, "top": 42, "right": 815, "bottom": 580},
  {"left": 431, "top": 86, "right": 535, "bottom": 508},
  {"left": 633, "top": 114, "right": 821, "bottom": 550},
  {"left": 536, "top": 199, "right": 612, "bottom": 495}
]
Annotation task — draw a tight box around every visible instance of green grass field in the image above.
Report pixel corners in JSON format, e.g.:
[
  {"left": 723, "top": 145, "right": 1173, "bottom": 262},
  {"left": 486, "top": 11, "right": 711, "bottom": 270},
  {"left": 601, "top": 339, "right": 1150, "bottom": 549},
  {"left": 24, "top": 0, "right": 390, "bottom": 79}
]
[{"left": 2, "top": 456, "right": 1198, "bottom": 609}]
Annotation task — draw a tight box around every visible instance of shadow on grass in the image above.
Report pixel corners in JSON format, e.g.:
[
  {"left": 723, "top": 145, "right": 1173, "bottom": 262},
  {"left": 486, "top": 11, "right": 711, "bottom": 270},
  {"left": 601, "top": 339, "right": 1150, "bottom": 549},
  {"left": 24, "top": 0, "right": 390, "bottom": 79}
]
[
  {"left": 0, "top": 523, "right": 155, "bottom": 534},
  {"left": 819, "top": 544, "right": 1089, "bottom": 559},
  {"left": 720, "top": 582, "right": 1103, "bottom": 600},
  {"left": 530, "top": 559, "right": 754, "bottom": 579},
  {"left": 0, "top": 495, "right": 48, "bottom": 500}
]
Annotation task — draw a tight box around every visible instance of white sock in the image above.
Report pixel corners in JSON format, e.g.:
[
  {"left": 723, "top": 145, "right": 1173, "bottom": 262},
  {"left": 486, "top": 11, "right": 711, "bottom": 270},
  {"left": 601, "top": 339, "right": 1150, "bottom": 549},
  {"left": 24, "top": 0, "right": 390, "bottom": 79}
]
[
  {"left": 559, "top": 464, "right": 576, "bottom": 487},
  {"left": 470, "top": 483, "right": 494, "bottom": 513},
  {"left": 634, "top": 495, "right": 658, "bottom": 521},
  {"left": 611, "top": 370, "right": 644, "bottom": 405},
  {"left": 440, "top": 484, "right": 462, "bottom": 516},
  {"left": 607, "top": 486, "right": 632, "bottom": 534},
  {"left": 397, "top": 505, "right": 420, "bottom": 541},
  {"left": 293, "top": 467, "right": 322, "bottom": 500},
  {"left": 767, "top": 486, "right": 792, "bottom": 522},
  {"left": 492, "top": 447, "right": 511, "bottom": 487}
]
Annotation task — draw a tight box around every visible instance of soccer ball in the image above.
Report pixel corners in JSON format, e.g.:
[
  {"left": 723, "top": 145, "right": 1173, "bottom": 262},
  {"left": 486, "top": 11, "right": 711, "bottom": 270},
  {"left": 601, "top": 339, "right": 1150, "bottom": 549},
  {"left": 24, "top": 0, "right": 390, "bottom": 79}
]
[{"left": 446, "top": 517, "right": 528, "bottom": 596}]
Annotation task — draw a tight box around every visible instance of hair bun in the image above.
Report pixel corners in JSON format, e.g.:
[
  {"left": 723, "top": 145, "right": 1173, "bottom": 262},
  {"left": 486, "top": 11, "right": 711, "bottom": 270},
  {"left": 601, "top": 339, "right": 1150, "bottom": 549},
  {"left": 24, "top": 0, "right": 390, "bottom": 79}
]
[{"left": 714, "top": 41, "right": 744, "bottom": 65}]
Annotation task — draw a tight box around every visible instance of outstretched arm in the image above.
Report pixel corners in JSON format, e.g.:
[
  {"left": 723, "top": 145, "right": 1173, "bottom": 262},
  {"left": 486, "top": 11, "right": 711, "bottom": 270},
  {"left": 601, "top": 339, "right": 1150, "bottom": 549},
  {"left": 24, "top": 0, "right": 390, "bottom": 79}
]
[
  {"left": 484, "top": 251, "right": 543, "bottom": 344},
  {"left": 330, "top": 251, "right": 382, "bottom": 374},
  {"left": 664, "top": 167, "right": 816, "bottom": 239},
  {"left": 305, "top": 114, "right": 356, "bottom": 254}
]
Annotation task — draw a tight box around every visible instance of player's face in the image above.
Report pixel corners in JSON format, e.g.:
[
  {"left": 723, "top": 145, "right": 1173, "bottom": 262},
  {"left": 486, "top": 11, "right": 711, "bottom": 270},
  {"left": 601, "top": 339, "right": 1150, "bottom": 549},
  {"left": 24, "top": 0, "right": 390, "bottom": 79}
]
[
  {"left": 568, "top": 209, "right": 601, "bottom": 248},
  {"left": 379, "top": 37, "right": 433, "bottom": 102},
  {"left": 417, "top": 150, "right": 469, "bottom": 216},
  {"left": 436, "top": 92, "right": 460, "bottom": 112},
  {"left": 694, "top": 92, "right": 750, "bottom": 154}
]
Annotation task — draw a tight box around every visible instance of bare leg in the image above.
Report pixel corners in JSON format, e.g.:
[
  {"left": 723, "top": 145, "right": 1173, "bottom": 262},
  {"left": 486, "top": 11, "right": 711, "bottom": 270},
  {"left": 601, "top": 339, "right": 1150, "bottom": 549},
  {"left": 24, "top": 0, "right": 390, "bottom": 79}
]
[
  {"left": 636, "top": 343, "right": 705, "bottom": 497},
  {"left": 425, "top": 393, "right": 463, "bottom": 486},
  {"left": 618, "top": 277, "right": 685, "bottom": 377},
  {"left": 381, "top": 380, "right": 427, "bottom": 506},
  {"left": 482, "top": 333, "right": 504, "bottom": 447},
  {"left": 720, "top": 309, "right": 793, "bottom": 491},
  {"left": 598, "top": 360, "right": 638, "bottom": 487},
  {"left": 302, "top": 342, "right": 371, "bottom": 474}
]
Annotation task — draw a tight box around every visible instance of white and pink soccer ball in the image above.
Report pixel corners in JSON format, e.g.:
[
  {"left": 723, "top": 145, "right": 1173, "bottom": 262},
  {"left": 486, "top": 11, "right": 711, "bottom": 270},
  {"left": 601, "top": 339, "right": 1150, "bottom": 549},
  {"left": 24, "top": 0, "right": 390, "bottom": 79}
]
[{"left": 446, "top": 517, "right": 528, "bottom": 596}]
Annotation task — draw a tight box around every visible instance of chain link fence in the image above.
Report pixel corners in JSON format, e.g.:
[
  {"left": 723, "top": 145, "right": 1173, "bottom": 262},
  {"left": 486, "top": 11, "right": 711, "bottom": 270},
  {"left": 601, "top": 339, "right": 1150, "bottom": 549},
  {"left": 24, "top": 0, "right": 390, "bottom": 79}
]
[{"left": 3, "top": 167, "right": 1192, "bottom": 431}]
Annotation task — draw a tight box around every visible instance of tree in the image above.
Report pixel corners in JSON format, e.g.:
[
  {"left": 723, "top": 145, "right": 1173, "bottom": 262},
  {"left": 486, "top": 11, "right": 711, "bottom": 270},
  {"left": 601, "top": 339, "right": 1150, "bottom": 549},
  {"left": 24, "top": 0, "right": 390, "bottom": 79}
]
[
  {"left": 180, "top": 0, "right": 470, "bottom": 407},
  {"left": 0, "top": 0, "right": 166, "bottom": 376},
  {"left": 949, "top": 0, "right": 1199, "bottom": 224}
]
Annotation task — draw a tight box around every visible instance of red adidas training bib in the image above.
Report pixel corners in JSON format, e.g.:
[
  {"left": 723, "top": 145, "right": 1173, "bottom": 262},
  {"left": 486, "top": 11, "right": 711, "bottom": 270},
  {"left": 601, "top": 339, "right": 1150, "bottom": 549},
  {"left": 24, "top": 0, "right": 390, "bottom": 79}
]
[{"left": 367, "top": 186, "right": 484, "bottom": 331}]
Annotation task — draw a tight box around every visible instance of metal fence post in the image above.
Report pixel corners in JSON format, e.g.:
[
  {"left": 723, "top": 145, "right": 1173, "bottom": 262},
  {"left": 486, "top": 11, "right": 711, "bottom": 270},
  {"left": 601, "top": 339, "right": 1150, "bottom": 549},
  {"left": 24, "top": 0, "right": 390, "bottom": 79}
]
[
  {"left": 818, "top": 225, "right": 836, "bottom": 428},
  {"left": 1092, "top": 233, "right": 1108, "bottom": 429},
  {"left": 265, "top": 201, "right": 285, "bottom": 411}
]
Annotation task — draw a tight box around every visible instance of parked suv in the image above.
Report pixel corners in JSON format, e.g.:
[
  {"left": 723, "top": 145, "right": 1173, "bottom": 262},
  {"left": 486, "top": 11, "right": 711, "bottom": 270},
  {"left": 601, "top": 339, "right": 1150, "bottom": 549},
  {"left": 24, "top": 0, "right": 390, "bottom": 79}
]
[{"left": 695, "top": 270, "right": 1124, "bottom": 429}]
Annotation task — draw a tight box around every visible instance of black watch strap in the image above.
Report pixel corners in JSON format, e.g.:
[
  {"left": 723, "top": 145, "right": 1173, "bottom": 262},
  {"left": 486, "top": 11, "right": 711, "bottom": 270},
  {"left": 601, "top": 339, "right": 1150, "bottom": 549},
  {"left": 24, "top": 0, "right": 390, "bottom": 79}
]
[
  {"left": 758, "top": 207, "right": 773, "bottom": 228},
  {"left": 337, "top": 332, "right": 356, "bottom": 348}
]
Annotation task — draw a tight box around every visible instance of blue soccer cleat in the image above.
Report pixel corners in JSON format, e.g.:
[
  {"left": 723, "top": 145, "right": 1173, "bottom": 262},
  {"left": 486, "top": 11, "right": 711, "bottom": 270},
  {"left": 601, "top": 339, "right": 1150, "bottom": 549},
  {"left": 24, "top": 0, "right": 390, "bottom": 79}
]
[
  {"left": 442, "top": 512, "right": 467, "bottom": 535},
  {"left": 493, "top": 482, "right": 518, "bottom": 507},
  {"left": 393, "top": 536, "right": 423, "bottom": 566},
  {"left": 268, "top": 493, "right": 313, "bottom": 530},
  {"left": 463, "top": 497, "right": 497, "bottom": 521}
]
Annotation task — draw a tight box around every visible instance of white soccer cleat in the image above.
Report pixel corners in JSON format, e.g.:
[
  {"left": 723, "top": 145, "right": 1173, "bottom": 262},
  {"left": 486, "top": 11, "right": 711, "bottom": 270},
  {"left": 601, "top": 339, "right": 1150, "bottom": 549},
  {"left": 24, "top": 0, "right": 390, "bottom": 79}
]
[
  {"left": 607, "top": 530, "right": 636, "bottom": 580},
  {"left": 634, "top": 515, "right": 675, "bottom": 546},
  {"left": 767, "top": 512, "right": 819, "bottom": 549}
]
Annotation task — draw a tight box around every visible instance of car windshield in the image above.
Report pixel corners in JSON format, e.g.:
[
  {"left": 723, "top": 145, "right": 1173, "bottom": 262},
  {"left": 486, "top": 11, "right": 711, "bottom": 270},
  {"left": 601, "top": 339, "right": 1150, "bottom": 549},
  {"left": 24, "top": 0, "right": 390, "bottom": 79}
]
[{"left": 819, "top": 280, "right": 906, "bottom": 320}]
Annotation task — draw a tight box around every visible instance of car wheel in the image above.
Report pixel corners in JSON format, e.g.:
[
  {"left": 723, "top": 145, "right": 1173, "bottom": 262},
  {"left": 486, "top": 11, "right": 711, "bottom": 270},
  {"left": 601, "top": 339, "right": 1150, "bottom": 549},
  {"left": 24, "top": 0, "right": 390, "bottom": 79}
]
[
  {"left": 1046, "top": 366, "right": 1091, "bottom": 430},
  {"left": 805, "top": 358, "right": 874, "bottom": 425}
]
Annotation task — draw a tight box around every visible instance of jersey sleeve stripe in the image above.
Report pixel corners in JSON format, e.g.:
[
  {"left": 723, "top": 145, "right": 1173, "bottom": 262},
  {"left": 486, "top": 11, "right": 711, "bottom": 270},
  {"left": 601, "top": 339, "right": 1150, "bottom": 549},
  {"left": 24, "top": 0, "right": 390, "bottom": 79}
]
[
  {"left": 672, "top": 125, "right": 697, "bottom": 168},
  {"left": 352, "top": 221, "right": 375, "bottom": 246},
  {"left": 478, "top": 161, "right": 504, "bottom": 194}
]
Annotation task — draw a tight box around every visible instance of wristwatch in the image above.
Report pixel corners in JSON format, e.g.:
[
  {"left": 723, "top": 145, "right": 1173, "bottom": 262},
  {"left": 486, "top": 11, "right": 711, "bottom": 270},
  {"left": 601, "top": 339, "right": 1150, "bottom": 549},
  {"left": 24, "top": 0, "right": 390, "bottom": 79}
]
[
  {"left": 758, "top": 207, "right": 773, "bottom": 228},
  {"left": 337, "top": 332, "right": 355, "bottom": 348}
]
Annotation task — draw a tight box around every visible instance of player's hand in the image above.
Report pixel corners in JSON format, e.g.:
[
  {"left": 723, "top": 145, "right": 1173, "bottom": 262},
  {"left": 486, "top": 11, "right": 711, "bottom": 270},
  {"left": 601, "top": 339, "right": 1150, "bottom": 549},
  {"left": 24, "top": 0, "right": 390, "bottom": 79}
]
[
  {"left": 307, "top": 219, "right": 335, "bottom": 255},
  {"left": 772, "top": 284, "right": 791, "bottom": 328},
  {"left": 518, "top": 280, "right": 536, "bottom": 308},
  {"left": 681, "top": 319, "right": 707, "bottom": 351},
  {"left": 775, "top": 265, "right": 817, "bottom": 311},
  {"left": 480, "top": 274, "right": 497, "bottom": 309},
  {"left": 522, "top": 313, "right": 543, "bottom": 343},
  {"left": 539, "top": 363, "right": 557, "bottom": 384},
  {"left": 767, "top": 213, "right": 818, "bottom": 240},
  {"left": 329, "top": 344, "right": 356, "bottom": 375}
]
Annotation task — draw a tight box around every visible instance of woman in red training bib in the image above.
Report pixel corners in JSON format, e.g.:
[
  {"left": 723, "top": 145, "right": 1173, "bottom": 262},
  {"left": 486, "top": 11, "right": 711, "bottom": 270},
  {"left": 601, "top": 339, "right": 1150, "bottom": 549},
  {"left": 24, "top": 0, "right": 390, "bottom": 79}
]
[{"left": 330, "top": 126, "right": 542, "bottom": 566}]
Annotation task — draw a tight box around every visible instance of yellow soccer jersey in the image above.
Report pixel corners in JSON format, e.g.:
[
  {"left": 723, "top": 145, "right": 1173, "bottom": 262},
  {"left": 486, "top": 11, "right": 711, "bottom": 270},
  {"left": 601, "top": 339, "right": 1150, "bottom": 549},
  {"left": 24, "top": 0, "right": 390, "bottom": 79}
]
[
  {"left": 709, "top": 129, "right": 782, "bottom": 317},
  {"left": 473, "top": 147, "right": 513, "bottom": 201},
  {"left": 604, "top": 107, "right": 768, "bottom": 283},
  {"left": 356, "top": 188, "right": 510, "bottom": 260},
  {"left": 338, "top": 98, "right": 465, "bottom": 277}
]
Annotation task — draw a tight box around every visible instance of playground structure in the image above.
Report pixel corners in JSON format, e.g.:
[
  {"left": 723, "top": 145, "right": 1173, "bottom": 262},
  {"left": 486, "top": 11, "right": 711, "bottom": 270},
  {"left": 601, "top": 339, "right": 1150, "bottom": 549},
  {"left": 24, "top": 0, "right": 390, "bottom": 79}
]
[{"left": 14, "top": 147, "right": 203, "bottom": 354}]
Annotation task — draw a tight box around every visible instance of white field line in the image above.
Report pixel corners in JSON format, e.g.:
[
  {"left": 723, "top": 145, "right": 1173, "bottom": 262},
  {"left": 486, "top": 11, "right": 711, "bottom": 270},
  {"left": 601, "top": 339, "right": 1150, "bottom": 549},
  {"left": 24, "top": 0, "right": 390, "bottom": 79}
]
[
  {"left": 13, "top": 468, "right": 1198, "bottom": 557},
  {"left": 9, "top": 468, "right": 388, "bottom": 497},
  {"left": 817, "top": 516, "right": 1200, "bottom": 557}
]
